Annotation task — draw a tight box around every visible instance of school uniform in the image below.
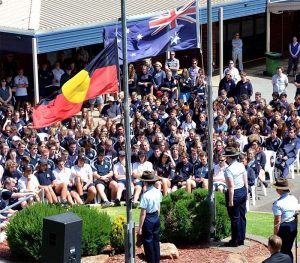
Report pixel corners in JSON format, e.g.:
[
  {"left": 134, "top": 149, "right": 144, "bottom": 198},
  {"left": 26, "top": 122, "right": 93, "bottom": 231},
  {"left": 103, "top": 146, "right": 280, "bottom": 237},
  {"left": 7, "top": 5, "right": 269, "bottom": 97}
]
[
  {"left": 140, "top": 185, "right": 162, "bottom": 263},
  {"left": 224, "top": 159, "right": 247, "bottom": 246}
]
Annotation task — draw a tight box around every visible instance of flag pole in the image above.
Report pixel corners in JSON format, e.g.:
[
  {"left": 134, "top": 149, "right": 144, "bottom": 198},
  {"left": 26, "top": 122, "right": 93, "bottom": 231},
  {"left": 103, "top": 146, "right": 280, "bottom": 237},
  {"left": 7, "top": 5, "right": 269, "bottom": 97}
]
[
  {"left": 121, "top": 0, "right": 135, "bottom": 262},
  {"left": 206, "top": 0, "right": 215, "bottom": 240}
]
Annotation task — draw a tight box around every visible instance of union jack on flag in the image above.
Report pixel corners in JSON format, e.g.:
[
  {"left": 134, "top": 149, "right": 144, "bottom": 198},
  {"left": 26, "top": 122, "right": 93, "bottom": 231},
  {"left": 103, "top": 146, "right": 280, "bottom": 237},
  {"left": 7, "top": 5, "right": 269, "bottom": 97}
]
[
  {"left": 149, "top": 0, "right": 197, "bottom": 35},
  {"left": 104, "top": 0, "right": 199, "bottom": 63}
]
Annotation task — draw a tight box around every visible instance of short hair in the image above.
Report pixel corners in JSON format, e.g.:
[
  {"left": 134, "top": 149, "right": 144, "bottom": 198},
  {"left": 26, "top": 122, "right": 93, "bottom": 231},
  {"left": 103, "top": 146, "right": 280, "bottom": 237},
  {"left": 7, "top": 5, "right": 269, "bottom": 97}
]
[
  {"left": 5, "top": 177, "right": 16, "bottom": 185},
  {"left": 268, "top": 235, "right": 282, "bottom": 252}
]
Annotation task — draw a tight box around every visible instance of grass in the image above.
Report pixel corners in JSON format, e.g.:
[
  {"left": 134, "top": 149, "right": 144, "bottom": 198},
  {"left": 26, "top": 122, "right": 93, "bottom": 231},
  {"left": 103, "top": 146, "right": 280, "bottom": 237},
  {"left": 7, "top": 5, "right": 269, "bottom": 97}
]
[
  {"left": 247, "top": 211, "right": 300, "bottom": 242},
  {"left": 99, "top": 205, "right": 140, "bottom": 224},
  {"left": 246, "top": 211, "right": 274, "bottom": 239}
]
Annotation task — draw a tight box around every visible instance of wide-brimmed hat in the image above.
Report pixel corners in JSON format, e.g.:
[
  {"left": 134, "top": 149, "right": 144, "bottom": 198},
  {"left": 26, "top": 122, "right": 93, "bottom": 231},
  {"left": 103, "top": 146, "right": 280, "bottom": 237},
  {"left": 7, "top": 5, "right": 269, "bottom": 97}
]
[
  {"left": 272, "top": 179, "right": 293, "bottom": 190},
  {"left": 221, "top": 147, "right": 240, "bottom": 157},
  {"left": 139, "top": 171, "right": 160, "bottom": 182}
]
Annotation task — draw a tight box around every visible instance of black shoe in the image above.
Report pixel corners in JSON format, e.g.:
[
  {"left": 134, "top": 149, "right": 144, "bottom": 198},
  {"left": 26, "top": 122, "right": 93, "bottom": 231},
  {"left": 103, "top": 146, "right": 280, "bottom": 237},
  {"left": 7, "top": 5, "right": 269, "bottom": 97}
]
[
  {"left": 263, "top": 181, "right": 268, "bottom": 188},
  {"left": 114, "top": 199, "right": 121, "bottom": 207},
  {"left": 224, "top": 240, "right": 238, "bottom": 247},
  {"left": 238, "top": 240, "right": 244, "bottom": 246}
]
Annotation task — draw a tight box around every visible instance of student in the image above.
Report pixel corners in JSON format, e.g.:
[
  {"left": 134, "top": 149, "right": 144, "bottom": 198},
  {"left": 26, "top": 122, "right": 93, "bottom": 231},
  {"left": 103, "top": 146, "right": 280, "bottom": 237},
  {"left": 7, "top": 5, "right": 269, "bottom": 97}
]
[
  {"left": 262, "top": 235, "right": 291, "bottom": 263},
  {"left": 138, "top": 171, "right": 162, "bottom": 263}
]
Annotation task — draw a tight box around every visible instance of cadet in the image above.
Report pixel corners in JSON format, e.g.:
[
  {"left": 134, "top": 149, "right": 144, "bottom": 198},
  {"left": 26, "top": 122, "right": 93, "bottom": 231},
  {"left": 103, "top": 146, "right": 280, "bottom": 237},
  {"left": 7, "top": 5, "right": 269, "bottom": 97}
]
[
  {"left": 138, "top": 171, "right": 162, "bottom": 263},
  {"left": 272, "top": 179, "right": 298, "bottom": 262},
  {"left": 223, "top": 147, "right": 248, "bottom": 247}
]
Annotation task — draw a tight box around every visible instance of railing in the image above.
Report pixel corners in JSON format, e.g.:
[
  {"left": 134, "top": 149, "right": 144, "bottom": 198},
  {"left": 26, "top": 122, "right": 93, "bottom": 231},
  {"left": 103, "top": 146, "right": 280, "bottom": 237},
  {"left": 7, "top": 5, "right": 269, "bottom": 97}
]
[{"left": 0, "top": 188, "right": 44, "bottom": 214}]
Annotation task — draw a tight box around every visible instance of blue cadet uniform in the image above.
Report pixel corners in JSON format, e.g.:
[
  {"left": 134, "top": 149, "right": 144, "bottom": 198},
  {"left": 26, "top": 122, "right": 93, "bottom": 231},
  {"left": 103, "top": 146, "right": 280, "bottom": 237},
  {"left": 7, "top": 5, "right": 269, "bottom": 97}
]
[
  {"left": 223, "top": 147, "right": 247, "bottom": 247},
  {"left": 139, "top": 171, "right": 162, "bottom": 263},
  {"left": 272, "top": 187, "right": 298, "bottom": 262}
]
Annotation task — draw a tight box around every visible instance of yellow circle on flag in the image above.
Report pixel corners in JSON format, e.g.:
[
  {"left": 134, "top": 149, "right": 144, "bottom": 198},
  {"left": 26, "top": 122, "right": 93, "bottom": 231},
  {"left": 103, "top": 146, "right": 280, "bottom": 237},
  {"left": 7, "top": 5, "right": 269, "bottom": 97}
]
[{"left": 62, "top": 70, "right": 90, "bottom": 103}]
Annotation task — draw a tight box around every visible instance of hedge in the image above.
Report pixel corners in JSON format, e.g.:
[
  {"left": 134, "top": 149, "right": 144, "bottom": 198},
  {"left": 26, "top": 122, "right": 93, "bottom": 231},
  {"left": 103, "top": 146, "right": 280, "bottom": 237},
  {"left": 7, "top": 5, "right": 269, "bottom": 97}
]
[
  {"left": 160, "top": 188, "right": 231, "bottom": 244},
  {"left": 6, "top": 203, "right": 111, "bottom": 261}
]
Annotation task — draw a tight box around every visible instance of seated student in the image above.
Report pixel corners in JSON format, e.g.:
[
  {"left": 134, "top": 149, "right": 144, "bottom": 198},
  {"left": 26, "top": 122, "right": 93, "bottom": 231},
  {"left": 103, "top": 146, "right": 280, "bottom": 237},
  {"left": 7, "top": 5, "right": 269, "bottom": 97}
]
[
  {"left": 2, "top": 177, "right": 33, "bottom": 210},
  {"left": 52, "top": 158, "right": 75, "bottom": 205},
  {"left": 71, "top": 155, "right": 96, "bottom": 204},
  {"left": 213, "top": 156, "right": 228, "bottom": 192},
  {"left": 155, "top": 151, "right": 176, "bottom": 196},
  {"left": 35, "top": 159, "right": 58, "bottom": 204},
  {"left": 132, "top": 150, "right": 153, "bottom": 208},
  {"left": 92, "top": 150, "right": 117, "bottom": 207},
  {"left": 262, "top": 235, "right": 291, "bottom": 263},
  {"left": 172, "top": 152, "right": 193, "bottom": 192},
  {"left": 113, "top": 151, "right": 134, "bottom": 206},
  {"left": 2, "top": 160, "right": 22, "bottom": 184},
  {"left": 191, "top": 152, "right": 209, "bottom": 190},
  {"left": 246, "top": 148, "right": 259, "bottom": 189},
  {"left": 18, "top": 165, "right": 40, "bottom": 203},
  {"left": 275, "top": 126, "right": 300, "bottom": 178}
]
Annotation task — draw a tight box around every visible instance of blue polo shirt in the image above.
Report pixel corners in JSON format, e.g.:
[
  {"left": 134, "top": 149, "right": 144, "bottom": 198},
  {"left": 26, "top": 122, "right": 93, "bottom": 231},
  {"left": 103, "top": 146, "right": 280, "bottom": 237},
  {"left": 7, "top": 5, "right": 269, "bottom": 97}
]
[
  {"left": 92, "top": 160, "right": 112, "bottom": 176},
  {"left": 35, "top": 171, "right": 56, "bottom": 186}
]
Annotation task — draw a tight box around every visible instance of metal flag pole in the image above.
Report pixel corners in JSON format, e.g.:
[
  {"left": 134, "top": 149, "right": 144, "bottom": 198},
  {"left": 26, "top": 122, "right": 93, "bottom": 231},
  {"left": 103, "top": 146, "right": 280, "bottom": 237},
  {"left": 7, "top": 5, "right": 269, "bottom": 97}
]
[
  {"left": 121, "top": 0, "right": 135, "bottom": 262},
  {"left": 218, "top": 7, "right": 224, "bottom": 81},
  {"left": 32, "top": 37, "right": 40, "bottom": 105},
  {"left": 206, "top": 0, "right": 215, "bottom": 239}
]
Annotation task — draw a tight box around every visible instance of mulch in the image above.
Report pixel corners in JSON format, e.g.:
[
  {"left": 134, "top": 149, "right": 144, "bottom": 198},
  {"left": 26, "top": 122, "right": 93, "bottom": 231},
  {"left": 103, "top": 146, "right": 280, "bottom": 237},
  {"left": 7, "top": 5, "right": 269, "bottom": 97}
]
[
  {"left": 0, "top": 239, "right": 270, "bottom": 263},
  {"left": 106, "top": 240, "right": 270, "bottom": 263}
]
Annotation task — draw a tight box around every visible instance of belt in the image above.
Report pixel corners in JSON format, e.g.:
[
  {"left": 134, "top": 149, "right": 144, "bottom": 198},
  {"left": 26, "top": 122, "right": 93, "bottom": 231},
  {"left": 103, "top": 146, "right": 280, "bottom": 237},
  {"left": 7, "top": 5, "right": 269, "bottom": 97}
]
[{"left": 146, "top": 211, "right": 158, "bottom": 215}]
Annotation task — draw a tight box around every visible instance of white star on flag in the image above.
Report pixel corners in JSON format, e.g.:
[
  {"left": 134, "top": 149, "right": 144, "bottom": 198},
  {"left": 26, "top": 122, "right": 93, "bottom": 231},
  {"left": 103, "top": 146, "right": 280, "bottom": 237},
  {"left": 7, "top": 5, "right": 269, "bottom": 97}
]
[
  {"left": 126, "top": 28, "right": 130, "bottom": 34},
  {"left": 170, "top": 32, "right": 181, "bottom": 45},
  {"left": 131, "top": 53, "right": 136, "bottom": 57},
  {"left": 117, "top": 38, "right": 121, "bottom": 43},
  {"left": 137, "top": 33, "right": 143, "bottom": 40}
]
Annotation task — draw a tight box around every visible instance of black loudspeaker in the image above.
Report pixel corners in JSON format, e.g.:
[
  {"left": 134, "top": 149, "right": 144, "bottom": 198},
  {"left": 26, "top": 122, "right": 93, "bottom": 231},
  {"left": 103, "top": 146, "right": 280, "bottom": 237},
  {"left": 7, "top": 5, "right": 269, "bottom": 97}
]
[{"left": 42, "top": 212, "right": 82, "bottom": 263}]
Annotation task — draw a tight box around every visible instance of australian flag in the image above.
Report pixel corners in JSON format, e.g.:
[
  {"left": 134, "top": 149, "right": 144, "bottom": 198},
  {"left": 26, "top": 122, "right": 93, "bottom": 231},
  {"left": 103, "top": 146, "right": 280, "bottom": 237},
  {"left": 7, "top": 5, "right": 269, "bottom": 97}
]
[{"left": 104, "top": 0, "right": 198, "bottom": 63}]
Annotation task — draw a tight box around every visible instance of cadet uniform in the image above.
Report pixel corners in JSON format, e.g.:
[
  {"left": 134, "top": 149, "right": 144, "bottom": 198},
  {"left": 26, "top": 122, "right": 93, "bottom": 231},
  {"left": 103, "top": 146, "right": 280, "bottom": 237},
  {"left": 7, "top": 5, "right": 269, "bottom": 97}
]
[
  {"left": 223, "top": 147, "right": 248, "bottom": 247},
  {"left": 139, "top": 171, "right": 162, "bottom": 263},
  {"left": 272, "top": 180, "right": 298, "bottom": 262}
]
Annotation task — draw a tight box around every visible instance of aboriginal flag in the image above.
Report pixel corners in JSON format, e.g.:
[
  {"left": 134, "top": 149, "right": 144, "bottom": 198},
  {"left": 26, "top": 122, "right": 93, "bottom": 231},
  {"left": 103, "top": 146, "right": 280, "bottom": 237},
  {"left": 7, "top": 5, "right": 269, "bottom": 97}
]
[{"left": 32, "top": 41, "right": 119, "bottom": 128}]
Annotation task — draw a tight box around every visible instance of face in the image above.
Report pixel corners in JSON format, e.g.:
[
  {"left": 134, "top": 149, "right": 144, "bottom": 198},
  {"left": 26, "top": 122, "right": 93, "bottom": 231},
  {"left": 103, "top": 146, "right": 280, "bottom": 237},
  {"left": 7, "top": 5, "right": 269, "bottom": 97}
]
[
  {"left": 200, "top": 155, "right": 207, "bottom": 165},
  {"left": 289, "top": 129, "right": 295, "bottom": 139}
]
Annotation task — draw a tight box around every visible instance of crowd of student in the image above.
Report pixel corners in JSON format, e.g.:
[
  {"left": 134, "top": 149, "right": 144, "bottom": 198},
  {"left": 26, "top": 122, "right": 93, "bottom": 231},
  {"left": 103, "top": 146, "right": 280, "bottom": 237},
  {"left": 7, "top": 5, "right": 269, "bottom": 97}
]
[{"left": 0, "top": 46, "right": 300, "bottom": 231}]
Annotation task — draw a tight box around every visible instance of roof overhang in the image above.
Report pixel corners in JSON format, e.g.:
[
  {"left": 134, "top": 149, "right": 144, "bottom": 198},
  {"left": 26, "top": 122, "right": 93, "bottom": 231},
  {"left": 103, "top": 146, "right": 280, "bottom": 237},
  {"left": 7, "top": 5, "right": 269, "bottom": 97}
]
[{"left": 268, "top": 0, "right": 300, "bottom": 13}]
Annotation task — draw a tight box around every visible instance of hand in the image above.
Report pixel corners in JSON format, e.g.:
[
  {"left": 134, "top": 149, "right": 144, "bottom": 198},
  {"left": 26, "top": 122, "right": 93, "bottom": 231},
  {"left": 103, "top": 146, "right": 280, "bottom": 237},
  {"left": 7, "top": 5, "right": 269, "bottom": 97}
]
[
  {"left": 228, "top": 201, "right": 234, "bottom": 207},
  {"left": 138, "top": 228, "right": 142, "bottom": 235},
  {"left": 283, "top": 156, "right": 288, "bottom": 161}
]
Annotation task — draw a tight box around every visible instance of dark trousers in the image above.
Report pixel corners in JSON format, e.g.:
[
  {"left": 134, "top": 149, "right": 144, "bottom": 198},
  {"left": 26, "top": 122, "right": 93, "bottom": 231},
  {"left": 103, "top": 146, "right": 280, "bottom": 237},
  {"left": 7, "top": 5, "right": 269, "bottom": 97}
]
[
  {"left": 142, "top": 212, "right": 160, "bottom": 263},
  {"left": 287, "top": 56, "right": 299, "bottom": 75},
  {"left": 275, "top": 157, "right": 295, "bottom": 178},
  {"left": 226, "top": 187, "right": 247, "bottom": 243},
  {"left": 278, "top": 219, "right": 297, "bottom": 262}
]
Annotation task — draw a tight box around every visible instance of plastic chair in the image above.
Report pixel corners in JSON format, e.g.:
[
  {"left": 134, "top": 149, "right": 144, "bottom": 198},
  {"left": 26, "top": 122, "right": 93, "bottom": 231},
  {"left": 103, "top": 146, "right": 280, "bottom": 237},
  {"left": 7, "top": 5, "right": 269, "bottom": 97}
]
[{"left": 264, "top": 150, "right": 277, "bottom": 184}]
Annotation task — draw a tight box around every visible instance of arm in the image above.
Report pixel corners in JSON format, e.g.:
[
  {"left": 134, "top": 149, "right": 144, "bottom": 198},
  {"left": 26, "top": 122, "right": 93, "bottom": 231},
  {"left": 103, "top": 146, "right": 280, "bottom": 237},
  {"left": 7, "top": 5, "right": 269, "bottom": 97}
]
[
  {"left": 138, "top": 208, "right": 147, "bottom": 235},
  {"left": 274, "top": 215, "right": 281, "bottom": 235},
  {"left": 225, "top": 176, "right": 234, "bottom": 207},
  {"left": 5, "top": 88, "right": 12, "bottom": 104}
]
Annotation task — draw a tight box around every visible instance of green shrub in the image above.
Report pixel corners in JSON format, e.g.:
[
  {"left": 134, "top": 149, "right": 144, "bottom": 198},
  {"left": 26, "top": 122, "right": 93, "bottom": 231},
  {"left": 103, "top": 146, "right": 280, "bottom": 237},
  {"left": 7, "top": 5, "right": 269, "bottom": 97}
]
[
  {"left": 6, "top": 203, "right": 112, "bottom": 261},
  {"left": 6, "top": 203, "right": 64, "bottom": 261},
  {"left": 70, "top": 205, "right": 111, "bottom": 256},
  {"left": 160, "top": 188, "right": 230, "bottom": 245},
  {"left": 110, "top": 215, "right": 126, "bottom": 252}
]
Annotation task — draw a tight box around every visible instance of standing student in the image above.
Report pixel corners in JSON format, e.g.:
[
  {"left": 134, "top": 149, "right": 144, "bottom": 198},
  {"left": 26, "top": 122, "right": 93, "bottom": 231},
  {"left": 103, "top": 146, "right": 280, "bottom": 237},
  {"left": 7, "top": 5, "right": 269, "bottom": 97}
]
[
  {"left": 223, "top": 147, "right": 248, "bottom": 247},
  {"left": 287, "top": 36, "right": 300, "bottom": 76},
  {"left": 272, "top": 179, "right": 298, "bottom": 262},
  {"left": 232, "top": 33, "right": 243, "bottom": 72},
  {"left": 138, "top": 171, "right": 162, "bottom": 263}
]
